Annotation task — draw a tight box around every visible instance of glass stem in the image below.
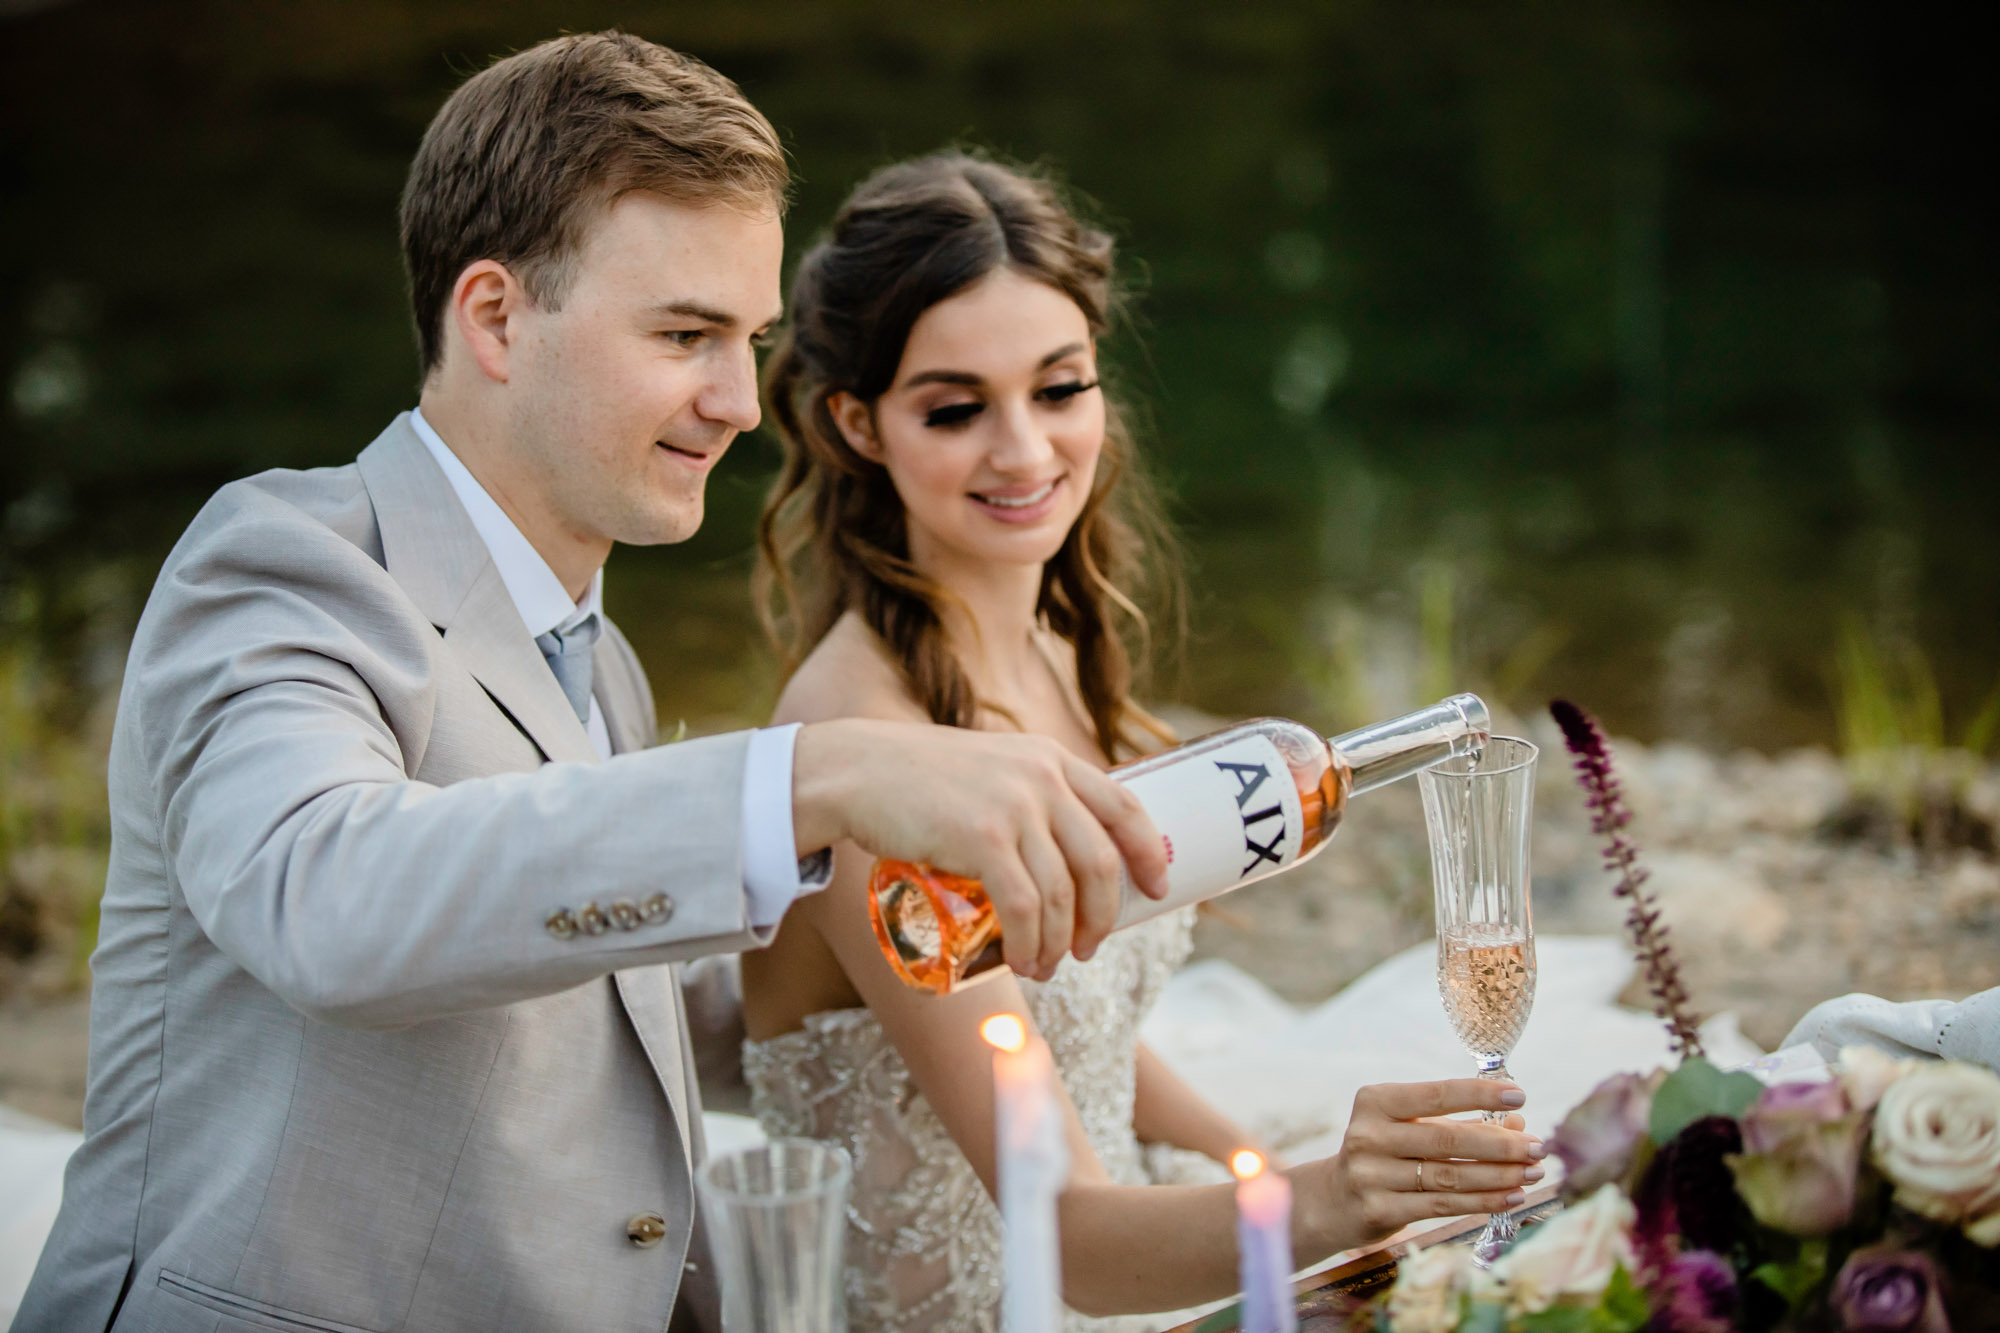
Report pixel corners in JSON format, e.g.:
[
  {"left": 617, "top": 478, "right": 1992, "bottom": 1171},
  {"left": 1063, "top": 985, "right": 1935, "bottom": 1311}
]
[
  {"left": 1475, "top": 1056, "right": 1509, "bottom": 1123},
  {"left": 1468, "top": 1053, "right": 1520, "bottom": 1268}
]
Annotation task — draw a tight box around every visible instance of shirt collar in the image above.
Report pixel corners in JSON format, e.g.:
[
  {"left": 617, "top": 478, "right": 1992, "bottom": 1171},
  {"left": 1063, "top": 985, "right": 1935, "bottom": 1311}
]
[{"left": 410, "top": 406, "right": 603, "bottom": 638}]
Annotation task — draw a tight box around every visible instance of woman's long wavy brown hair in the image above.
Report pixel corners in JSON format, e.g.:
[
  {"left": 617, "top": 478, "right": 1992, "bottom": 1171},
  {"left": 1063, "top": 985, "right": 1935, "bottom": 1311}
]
[{"left": 756, "top": 151, "right": 1181, "bottom": 761}]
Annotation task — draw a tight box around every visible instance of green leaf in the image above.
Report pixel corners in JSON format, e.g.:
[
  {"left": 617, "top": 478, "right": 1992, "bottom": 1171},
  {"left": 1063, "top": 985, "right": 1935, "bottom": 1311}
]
[
  {"left": 1456, "top": 1300, "right": 1507, "bottom": 1333},
  {"left": 1591, "top": 1268, "right": 1651, "bottom": 1333},
  {"left": 1190, "top": 1304, "right": 1240, "bottom": 1333},
  {"left": 666, "top": 718, "right": 688, "bottom": 744},
  {"left": 1648, "top": 1057, "right": 1763, "bottom": 1144},
  {"left": 1749, "top": 1239, "right": 1828, "bottom": 1306},
  {"left": 1517, "top": 1308, "right": 1593, "bottom": 1333},
  {"left": 1511, "top": 1273, "right": 1649, "bottom": 1333}
]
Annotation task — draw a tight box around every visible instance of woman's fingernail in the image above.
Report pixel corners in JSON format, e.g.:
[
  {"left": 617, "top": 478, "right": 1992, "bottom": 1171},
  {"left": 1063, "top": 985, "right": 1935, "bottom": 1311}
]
[
  {"left": 1523, "top": 1165, "right": 1546, "bottom": 1183},
  {"left": 1499, "top": 1088, "right": 1527, "bottom": 1108},
  {"left": 1506, "top": 1190, "right": 1526, "bottom": 1206},
  {"left": 1527, "top": 1140, "right": 1549, "bottom": 1160}
]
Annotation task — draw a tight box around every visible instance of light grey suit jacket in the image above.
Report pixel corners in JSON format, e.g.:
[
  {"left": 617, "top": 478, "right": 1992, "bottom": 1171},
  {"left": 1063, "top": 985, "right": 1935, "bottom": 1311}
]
[{"left": 17, "top": 416, "right": 770, "bottom": 1333}]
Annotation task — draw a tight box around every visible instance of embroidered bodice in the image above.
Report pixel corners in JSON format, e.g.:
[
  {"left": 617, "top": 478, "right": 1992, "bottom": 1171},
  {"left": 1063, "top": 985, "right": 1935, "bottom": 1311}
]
[{"left": 742, "top": 908, "right": 1221, "bottom": 1333}]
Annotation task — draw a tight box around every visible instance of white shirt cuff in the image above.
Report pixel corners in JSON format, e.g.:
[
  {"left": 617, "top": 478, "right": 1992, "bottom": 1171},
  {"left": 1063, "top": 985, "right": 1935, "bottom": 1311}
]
[{"left": 740, "top": 723, "right": 830, "bottom": 927}]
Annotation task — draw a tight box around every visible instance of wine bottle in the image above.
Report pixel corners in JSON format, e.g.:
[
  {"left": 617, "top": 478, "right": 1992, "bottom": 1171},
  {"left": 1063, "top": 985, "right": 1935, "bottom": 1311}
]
[{"left": 869, "top": 693, "right": 1492, "bottom": 993}]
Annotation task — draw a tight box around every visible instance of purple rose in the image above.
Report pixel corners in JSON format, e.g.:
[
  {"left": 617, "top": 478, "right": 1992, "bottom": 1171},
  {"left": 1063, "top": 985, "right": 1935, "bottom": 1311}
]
[
  {"left": 1550, "top": 1069, "right": 1662, "bottom": 1199},
  {"left": 1830, "top": 1247, "right": 1949, "bottom": 1333},
  {"left": 1740, "top": 1079, "right": 1850, "bottom": 1153},
  {"left": 1649, "top": 1249, "right": 1737, "bottom": 1333},
  {"left": 1727, "top": 1080, "right": 1867, "bottom": 1236}
]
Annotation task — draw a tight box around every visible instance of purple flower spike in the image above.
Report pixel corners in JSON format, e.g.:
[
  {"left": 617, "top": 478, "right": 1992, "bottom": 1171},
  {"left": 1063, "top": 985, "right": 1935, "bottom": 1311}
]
[
  {"left": 1831, "top": 1247, "right": 1950, "bottom": 1333},
  {"left": 1550, "top": 699, "right": 1705, "bottom": 1059}
]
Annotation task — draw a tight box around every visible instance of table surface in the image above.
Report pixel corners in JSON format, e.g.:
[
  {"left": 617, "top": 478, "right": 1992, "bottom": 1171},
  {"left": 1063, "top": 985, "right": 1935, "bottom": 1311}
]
[{"left": 1160, "top": 1180, "right": 1565, "bottom": 1333}]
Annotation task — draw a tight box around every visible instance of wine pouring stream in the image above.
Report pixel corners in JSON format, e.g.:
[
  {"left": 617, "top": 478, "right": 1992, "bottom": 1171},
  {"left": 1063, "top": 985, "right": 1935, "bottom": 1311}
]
[
  {"left": 867, "top": 694, "right": 1492, "bottom": 995},
  {"left": 1419, "top": 735, "right": 1539, "bottom": 1267}
]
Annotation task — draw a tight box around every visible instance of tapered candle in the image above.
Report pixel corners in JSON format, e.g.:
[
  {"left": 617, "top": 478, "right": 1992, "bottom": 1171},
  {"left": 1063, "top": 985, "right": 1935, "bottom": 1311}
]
[
  {"left": 984, "top": 1013, "right": 1069, "bottom": 1333},
  {"left": 1231, "top": 1150, "right": 1297, "bottom": 1333}
]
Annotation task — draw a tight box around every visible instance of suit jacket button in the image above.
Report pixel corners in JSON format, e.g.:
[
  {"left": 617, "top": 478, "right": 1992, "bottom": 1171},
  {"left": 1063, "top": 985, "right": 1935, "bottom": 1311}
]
[
  {"left": 609, "top": 898, "right": 641, "bottom": 931},
  {"left": 626, "top": 1212, "right": 668, "bottom": 1248},
  {"left": 578, "top": 902, "right": 611, "bottom": 936},
  {"left": 544, "top": 908, "right": 578, "bottom": 941},
  {"left": 639, "top": 892, "right": 675, "bottom": 926}
]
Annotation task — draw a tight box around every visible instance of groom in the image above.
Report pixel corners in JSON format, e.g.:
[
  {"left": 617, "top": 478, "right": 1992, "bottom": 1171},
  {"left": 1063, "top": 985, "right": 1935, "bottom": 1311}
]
[{"left": 17, "top": 32, "right": 1166, "bottom": 1333}]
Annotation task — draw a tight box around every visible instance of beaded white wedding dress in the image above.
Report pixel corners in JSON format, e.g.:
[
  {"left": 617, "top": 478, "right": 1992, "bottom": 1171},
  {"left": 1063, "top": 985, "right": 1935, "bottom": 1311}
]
[{"left": 743, "top": 907, "right": 1224, "bottom": 1333}]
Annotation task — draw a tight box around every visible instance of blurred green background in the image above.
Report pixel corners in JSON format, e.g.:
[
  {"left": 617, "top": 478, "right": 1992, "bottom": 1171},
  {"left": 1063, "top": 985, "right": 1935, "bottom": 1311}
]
[{"left": 3, "top": 0, "right": 1996, "bottom": 754}]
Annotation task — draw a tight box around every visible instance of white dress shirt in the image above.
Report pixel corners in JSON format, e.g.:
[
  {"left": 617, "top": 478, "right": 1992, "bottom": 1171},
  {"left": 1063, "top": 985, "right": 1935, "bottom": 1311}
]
[{"left": 411, "top": 407, "right": 813, "bottom": 926}]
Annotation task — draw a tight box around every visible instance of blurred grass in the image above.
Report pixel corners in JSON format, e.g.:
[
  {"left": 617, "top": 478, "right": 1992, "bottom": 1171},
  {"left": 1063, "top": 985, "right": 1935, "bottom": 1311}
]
[
  {"left": 1249, "top": 558, "right": 1568, "bottom": 737},
  {"left": 1830, "top": 614, "right": 1999, "bottom": 854},
  {"left": 0, "top": 633, "right": 113, "bottom": 994}
]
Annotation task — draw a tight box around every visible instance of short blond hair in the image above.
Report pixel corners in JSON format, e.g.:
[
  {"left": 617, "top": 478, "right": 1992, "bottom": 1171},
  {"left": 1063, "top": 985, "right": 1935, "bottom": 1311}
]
[{"left": 399, "top": 31, "right": 787, "bottom": 374}]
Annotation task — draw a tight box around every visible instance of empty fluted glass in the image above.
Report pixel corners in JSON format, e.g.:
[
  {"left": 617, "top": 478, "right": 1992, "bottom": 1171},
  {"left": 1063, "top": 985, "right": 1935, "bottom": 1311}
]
[{"left": 697, "top": 1139, "right": 852, "bottom": 1333}]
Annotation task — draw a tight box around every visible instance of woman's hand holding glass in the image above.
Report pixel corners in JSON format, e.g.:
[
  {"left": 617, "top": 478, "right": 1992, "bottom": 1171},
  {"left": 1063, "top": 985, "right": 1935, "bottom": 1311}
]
[{"left": 1295, "top": 1079, "right": 1546, "bottom": 1253}]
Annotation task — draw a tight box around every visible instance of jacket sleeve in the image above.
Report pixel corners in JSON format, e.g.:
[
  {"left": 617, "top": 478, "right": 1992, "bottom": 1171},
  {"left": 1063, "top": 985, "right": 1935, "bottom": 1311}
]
[{"left": 137, "top": 487, "right": 771, "bottom": 1029}]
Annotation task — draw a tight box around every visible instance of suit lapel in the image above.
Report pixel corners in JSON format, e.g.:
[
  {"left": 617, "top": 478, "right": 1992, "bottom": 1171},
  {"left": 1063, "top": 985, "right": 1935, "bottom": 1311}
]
[
  {"left": 357, "top": 416, "right": 693, "bottom": 1149},
  {"left": 592, "top": 643, "right": 649, "bottom": 758},
  {"left": 615, "top": 970, "right": 694, "bottom": 1167},
  {"left": 444, "top": 567, "right": 599, "bottom": 765},
  {"left": 355, "top": 414, "right": 596, "bottom": 767}
]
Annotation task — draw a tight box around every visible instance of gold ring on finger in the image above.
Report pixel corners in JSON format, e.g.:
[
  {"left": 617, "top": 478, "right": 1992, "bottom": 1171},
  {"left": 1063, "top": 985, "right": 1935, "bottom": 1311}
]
[{"left": 1414, "top": 1160, "right": 1425, "bottom": 1192}]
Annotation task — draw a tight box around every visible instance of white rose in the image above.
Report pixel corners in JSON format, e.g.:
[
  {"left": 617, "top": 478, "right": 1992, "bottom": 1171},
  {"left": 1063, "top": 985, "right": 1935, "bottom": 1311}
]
[
  {"left": 1871, "top": 1060, "right": 2000, "bottom": 1246},
  {"left": 1485, "top": 1183, "right": 1636, "bottom": 1314},
  {"left": 1838, "top": 1044, "right": 1915, "bottom": 1112},
  {"left": 1384, "top": 1246, "right": 1472, "bottom": 1333}
]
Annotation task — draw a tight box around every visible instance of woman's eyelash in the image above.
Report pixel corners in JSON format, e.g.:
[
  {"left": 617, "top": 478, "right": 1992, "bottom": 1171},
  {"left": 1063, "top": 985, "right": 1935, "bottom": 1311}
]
[
  {"left": 1039, "top": 379, "right": 1099, "bottom": 403},
  {"left": 924, "top": 402, "right": 984, "bottom": 428},
  {"left": 921, "top": 381, "right": 1099, "bottom": 428}
]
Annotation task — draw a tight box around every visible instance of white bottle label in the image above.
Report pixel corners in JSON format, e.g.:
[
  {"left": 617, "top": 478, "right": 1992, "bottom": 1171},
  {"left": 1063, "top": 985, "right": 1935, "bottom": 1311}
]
[{"left": 1114, "top": 734, "right": 1306, "bottom": 930}]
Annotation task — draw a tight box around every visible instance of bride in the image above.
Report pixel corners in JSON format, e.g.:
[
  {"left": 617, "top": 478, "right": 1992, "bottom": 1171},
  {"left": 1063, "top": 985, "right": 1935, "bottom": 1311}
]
[{"left": 743, "top": 151, "right": 1542, "bottom": 1332}]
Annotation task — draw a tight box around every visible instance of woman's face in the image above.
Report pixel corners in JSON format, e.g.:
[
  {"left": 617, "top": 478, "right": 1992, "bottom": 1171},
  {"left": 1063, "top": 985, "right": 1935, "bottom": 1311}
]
[{"left": 833, "top": 267, "right": 1104, "bottom": 575}]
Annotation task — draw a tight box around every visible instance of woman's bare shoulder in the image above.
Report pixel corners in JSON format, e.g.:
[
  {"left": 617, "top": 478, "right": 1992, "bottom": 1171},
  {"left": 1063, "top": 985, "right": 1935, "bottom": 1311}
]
[{"left": 771, "top": 611, "right": 929, "bottom": 727}]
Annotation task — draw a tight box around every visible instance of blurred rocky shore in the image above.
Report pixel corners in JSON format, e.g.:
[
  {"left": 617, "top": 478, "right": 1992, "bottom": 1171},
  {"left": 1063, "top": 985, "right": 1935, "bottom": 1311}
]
[{"left": 5, "top": 707, "right": 2000, "bottom": 1126}]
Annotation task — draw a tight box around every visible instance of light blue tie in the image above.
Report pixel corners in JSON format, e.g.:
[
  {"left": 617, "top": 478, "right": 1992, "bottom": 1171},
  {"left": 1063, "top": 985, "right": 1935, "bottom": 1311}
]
[{"left": 535, "top": 612, "right": 601, "bottom": 724}]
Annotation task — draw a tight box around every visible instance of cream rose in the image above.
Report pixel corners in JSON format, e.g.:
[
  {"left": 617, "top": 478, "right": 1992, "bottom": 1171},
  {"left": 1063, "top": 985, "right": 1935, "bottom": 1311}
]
[
  {"left": 1870, "top": 1060, "right": 2000, "bottom": 1246},
  {"left": 1484, "top": 1182, "right": 1636, "bottom": 1314},
  {"left": 1384, "top": 1245, "right": 1472, "bottom": 1333},
  {"left": 1838, "top": 1044, "right": 1915, "bottom": 1112}
]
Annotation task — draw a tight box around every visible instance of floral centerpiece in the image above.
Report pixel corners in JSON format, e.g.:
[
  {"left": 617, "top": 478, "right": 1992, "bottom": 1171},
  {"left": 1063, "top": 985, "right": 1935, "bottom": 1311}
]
[
  {"left": 1380, "top": 1049, "right": 2000, "bottom": 1331},
  {"left": 1367, "top": 703, "right": 2000, "bottom": 1332}
]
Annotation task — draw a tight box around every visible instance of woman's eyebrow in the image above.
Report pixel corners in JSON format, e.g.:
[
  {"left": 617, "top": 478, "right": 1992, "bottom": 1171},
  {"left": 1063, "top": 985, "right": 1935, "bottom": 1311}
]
[
  {"left": 902, "top": 369, "right": 984, "bottom": 389},
  {"left": 902, "top": 342, "right": 1090, "bottom": 390}
]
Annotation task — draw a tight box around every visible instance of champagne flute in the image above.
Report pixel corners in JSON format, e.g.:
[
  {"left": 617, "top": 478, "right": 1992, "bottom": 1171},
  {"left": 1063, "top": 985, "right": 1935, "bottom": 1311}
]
[{"left": 1419, "top": 736, "right": 1538, "bottom": 1267}]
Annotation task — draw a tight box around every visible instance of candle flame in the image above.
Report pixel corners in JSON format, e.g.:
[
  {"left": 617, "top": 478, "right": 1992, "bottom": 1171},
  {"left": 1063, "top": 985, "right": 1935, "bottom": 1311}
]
[
  {"left": 980, "top": 1013, "right": 1028, "bottom": 1053},
  {"left": 1230, "top": 1149, "right": 1265, "bottom": 1180}
]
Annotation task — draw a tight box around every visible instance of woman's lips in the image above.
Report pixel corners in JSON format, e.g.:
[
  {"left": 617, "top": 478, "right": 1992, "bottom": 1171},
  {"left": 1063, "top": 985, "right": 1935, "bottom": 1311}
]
[{"left": 969, "top": 477, "right": 1062, "bottom": 523}]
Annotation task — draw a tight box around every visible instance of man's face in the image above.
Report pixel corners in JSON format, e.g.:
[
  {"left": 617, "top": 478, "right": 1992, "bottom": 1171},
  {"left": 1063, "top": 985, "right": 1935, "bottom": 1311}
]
[{"left": 505, "top": 192, "right": 783, "bottom": 547}]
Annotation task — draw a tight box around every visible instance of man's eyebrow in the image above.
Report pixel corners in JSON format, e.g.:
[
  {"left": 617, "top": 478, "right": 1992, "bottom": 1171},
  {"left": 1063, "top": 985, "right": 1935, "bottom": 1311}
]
[
  {"left": 648, "top": 300, "right": 785, "bottom": 330},
  {"left": 901, "top": 342, "right": 1091, "bottom": 390}
]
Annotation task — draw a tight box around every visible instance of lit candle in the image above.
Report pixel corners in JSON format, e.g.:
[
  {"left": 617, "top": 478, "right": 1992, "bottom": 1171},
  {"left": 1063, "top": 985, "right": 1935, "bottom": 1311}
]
[
  {"left": 984, "top": 1013, "right": 1070, "bottom": 1333},
  {"left": 1231, "top": 1149, "right": 1297, "bottom": 1333}
]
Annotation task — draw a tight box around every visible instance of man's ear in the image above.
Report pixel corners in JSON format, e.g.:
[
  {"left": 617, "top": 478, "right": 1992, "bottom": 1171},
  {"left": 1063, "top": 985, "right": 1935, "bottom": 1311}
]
[
  {"left": 827, "top": 391, "right": 886, "bottom": 463},
  {"left": 450, "top": 260, "right": 528, "bottom": 385}
]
